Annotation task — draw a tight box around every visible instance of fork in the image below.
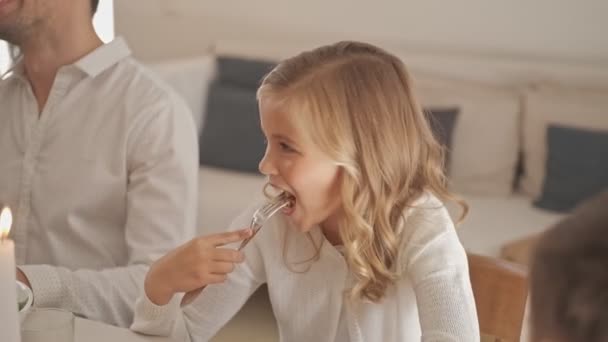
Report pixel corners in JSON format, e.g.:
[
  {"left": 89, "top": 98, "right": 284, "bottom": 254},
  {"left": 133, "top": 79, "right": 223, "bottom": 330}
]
[
  {"left": 237, "top": 192, "right": 291, "bottom": 251},
  {"left": 181, "top": 193, "right": 291, "bottom": 306}
]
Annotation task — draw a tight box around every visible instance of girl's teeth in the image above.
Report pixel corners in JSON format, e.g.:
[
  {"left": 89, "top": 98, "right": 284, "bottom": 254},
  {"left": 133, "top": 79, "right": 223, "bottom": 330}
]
[{"left": 282, "top": 193, "right": 295, "bottom": 209}]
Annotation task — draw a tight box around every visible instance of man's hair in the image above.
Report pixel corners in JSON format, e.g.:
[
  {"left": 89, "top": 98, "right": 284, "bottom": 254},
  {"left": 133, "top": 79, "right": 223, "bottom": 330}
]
[
  {"left": 530, "top": 191, "right": 608, "bottom": 342},
  {"left": 91, "top": 0, "right": 100, "bottom": 15}
]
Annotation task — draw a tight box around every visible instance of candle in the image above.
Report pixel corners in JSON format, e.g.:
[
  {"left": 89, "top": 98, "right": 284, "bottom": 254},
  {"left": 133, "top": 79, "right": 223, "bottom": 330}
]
[{"left": 0, "top": 207, "right": 21, "bottom": 342}]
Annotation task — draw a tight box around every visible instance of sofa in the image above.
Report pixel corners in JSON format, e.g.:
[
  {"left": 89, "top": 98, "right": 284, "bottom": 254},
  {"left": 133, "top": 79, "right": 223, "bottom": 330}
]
[{"left": 149, "top": 40, "right": 608, "bottom": 257}]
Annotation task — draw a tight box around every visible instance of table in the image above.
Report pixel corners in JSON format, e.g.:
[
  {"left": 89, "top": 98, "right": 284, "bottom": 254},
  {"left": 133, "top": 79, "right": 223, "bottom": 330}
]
[
  {"left": 20, "top": 313, "right": 177, "bottom": 342},
  {"left": 74, "top": 318, "right": 177, "bottom": 342}
]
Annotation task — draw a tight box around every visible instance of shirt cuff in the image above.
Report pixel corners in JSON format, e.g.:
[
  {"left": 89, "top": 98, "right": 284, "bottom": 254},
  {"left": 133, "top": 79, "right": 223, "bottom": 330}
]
[
  {"left": 137, "top": 289, "right": 181, "bottom": 322},
  {"left": 131, "top": 282, "right": 183, "bottom": 336},
  {"left": 18, "top": 264, "right": 66, "bottom": 309}
]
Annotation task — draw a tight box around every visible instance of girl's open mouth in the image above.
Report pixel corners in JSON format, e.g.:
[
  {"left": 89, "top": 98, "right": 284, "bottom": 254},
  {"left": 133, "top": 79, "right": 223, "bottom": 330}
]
[{"left": 282, "top": 191, "right": 296, "bottom": 215}]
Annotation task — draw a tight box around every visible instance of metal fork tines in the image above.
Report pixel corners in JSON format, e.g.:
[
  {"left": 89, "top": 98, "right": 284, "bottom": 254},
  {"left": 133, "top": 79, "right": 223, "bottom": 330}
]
[{"left": 238, "top": 193, "right": 291, "bottom": 251}]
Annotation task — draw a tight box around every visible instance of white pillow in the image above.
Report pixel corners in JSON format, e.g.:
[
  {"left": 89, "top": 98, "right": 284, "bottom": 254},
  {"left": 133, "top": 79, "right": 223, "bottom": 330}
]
[
  {"left": 147, "top": 55, "right": 218, "bottom": 136},
  {"left": 521, "top": 85, "right": 608, "bottom": 198},
  {"left": 413, "top": 73, "right": 521, "bottom": 196}
]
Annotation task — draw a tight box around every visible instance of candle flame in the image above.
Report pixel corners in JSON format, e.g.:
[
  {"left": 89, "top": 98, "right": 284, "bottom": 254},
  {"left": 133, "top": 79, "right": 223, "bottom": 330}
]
[{"left": 0, "top": 207, "right": 12, "bottom": 239}]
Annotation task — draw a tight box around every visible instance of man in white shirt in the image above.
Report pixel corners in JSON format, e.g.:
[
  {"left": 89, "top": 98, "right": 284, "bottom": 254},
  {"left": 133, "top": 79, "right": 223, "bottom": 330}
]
[{"left": 0, "top": 0, "right": 250, "bottom": 327}]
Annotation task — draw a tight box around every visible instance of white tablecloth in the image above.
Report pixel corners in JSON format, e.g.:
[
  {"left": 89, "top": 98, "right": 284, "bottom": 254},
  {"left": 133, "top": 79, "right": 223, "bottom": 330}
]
[
  {"left": 19, "top": 314, "right": 177, "bottom": 342},
  {"left": 74, "top": 318, "right": 176, "bottom": 342}
]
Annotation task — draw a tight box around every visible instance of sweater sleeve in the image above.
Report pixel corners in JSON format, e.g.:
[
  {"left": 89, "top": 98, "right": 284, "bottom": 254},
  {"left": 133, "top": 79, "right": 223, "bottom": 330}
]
[
  {"left": 131, "top": 204, "right": 267, "bottom": 340},
  {"left": 400, "top": 196, "right": 480, "bottom": 341}
]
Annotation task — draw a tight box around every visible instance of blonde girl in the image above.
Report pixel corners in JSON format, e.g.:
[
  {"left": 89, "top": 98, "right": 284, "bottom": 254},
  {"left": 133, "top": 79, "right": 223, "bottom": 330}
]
[{"left": 131, "top": 41, "right": 480, "bottom": 342}]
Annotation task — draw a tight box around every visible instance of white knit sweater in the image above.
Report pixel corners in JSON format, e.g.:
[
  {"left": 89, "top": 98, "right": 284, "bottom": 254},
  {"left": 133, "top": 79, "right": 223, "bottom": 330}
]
[{"left": 131, "top": 193, "right": 480, "bottom": 341}]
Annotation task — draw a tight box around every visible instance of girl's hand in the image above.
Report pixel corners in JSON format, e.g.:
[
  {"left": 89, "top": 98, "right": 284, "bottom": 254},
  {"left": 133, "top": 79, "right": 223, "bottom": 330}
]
[{"left": 144, "top": 228, "right": 253, "bottom": 305}]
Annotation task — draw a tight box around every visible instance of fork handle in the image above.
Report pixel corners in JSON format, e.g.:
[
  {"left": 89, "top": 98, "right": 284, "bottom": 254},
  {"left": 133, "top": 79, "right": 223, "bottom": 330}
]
[
  {"left": 237, "top": 236, "right": 254, "bottom": 251},
  {"left": 238, "top": 226, "right": 262, "bottom": 251},
  {"left": 181, "top": 227, "right": 261, "bottom": 306},
  {"left": 181, "top": 234, "right": 251, "bottom": 306}
]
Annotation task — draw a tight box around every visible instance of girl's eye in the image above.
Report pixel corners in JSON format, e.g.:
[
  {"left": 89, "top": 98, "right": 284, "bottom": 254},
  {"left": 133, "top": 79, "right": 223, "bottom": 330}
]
[{"left": 279, "top": 142, "right": 296, "bottom": 152}]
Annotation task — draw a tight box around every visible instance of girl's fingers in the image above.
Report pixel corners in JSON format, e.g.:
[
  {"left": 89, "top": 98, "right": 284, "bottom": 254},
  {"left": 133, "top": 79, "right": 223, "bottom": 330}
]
[
  {"left": 207, "top": 229, "right": 253, "bottom": 247},
  {"left": 204, "top": 273, "right": 228, "bottom": 285},
  {"left": 210, "top": 261, "right": 236, "bottom": 275},
  {"left": 212, "top": 248, "right": 244, "bottom": 263}
]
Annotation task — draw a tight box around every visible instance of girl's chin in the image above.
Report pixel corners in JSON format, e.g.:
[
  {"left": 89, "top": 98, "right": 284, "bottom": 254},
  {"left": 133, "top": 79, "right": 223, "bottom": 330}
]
[
  {"left": 284, "top": 204, "right": 322, "bottom": 232},
  {"left": 287, "top": 214, "right": 315, "bottom": 233}
]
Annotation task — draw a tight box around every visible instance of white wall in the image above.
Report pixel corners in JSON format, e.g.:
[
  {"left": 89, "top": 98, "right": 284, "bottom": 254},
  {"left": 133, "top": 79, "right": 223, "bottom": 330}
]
[
  {"left": 115, "top": 0, "right": 608, "bottom": 64},
  {"left": 0, "top": 41, "right": 9, "bottom": 75},
  {"left": 94, "top": 0, "right": 115, "bottom": 43}
]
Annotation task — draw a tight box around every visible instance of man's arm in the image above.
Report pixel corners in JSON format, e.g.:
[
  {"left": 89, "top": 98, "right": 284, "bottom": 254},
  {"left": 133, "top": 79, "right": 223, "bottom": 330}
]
[{"left": 19, "top": 95, "right": 199, "bottom": 327}]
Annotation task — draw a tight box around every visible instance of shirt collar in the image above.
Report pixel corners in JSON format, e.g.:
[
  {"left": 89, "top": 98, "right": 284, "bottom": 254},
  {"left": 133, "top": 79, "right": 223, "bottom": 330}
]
[
  {"left": 1, "top": 61, "right": 22, "bottom": 81},
  {"left": 74, "top": 37, "right": 132, "bottom": 77},
  {"left": 1, "top": 53, "right": 25, "bottom": 81},
  {"left": 1, "top": 37, "right": 132, "bottom": 81}
]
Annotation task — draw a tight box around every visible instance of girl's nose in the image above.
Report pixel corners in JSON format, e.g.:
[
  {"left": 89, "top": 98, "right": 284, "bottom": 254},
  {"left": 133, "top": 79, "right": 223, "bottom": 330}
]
[{"left": 258, "top": 150, "right": 278, "bottom": 176}]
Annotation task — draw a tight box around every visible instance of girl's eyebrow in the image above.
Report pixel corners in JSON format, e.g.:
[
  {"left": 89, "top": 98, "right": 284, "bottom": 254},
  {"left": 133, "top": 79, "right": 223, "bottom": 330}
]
[{"left": 272, "top": 134, "right": 297, "bottom": 145}]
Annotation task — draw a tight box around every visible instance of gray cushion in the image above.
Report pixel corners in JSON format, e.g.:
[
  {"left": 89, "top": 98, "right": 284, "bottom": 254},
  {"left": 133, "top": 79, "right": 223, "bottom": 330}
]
[
  {"left": 426, "top": 108, "right": 460, "bottom": 171},
  {"left": 199, "top": 82, "right": 265, "bottom": 173},
  {"left": 216, "top": 56, "right": 276, "bottom": 89},
  {"left": 198, "top": 57, "right": 277, "bottom": 173},
  {"left": 534, "top": 124, "right": 608, "bottom": 212}
]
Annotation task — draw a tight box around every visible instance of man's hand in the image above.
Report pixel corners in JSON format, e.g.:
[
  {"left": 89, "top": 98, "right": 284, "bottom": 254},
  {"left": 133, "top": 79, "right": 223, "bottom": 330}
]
[
  {"left": 144, "top": 228, "right": 253, "bottom": 306},
  {"left": 16, "top": 268, "right": 32, "bottom": 289}
]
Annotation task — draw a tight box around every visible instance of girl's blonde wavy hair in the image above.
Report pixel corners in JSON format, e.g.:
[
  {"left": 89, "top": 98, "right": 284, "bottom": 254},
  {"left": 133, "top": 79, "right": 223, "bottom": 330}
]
[{"left": 257, "top": 41, "right": 467, "bottom": 302}]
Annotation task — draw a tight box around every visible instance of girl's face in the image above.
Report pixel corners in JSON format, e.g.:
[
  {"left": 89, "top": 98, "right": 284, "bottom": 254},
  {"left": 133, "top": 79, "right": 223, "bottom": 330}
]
[{"left": 258, "top": 98, "right": 343, "bottom": 235}]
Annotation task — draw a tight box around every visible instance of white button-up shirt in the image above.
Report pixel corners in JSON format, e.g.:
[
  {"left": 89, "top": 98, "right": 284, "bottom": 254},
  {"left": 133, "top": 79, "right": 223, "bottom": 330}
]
[{"left": 0, "top": 38, "right": 198, "bottom": 327}]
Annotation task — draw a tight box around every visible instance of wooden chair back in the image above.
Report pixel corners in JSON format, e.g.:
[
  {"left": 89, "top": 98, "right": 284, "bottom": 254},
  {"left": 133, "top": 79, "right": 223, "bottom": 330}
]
[{"left": 468, "top": 253, "right": 528, "bottom": 342}]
